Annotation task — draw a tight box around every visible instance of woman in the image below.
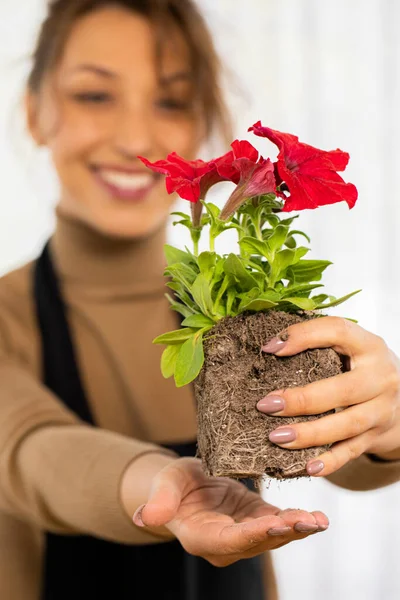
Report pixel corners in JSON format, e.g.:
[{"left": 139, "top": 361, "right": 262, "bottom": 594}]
[{"left": 0, "top": 1, "right": 399, "bottom": 599}]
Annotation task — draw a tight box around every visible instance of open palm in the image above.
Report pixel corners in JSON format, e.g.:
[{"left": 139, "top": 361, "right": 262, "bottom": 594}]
[{"left": 135, "top": 458, "right": 328, "bottom": 567}]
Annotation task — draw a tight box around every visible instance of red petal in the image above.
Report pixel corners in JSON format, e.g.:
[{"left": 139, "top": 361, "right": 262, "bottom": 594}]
[
  {"left": 231, "top": 139, "right": 259, "bottom": 162},
  {"left": 250, "top": 121, "right": 357, "bottom": 211}
]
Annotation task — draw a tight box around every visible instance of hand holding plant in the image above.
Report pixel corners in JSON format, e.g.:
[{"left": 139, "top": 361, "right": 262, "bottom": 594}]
[{"left": 141, "top": 122, "right": 361, "bottom": 479}]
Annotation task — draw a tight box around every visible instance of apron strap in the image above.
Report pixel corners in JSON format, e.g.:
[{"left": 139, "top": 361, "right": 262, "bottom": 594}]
[{"left": 34, "top": 242, "right": 94, "bottom": 424}]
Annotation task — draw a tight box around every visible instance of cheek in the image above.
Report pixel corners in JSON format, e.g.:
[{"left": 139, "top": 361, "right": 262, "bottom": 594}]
[
  {"left": 45, "top": 109, "right": 108, "bottom": 172},
  {"left": 157, "top": 119, "right": 202, "bottom": 160}
]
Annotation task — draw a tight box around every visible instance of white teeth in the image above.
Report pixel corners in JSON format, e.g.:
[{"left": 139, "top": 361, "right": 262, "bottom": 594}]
[{"left": 99, "top": 170, "right": 153, "bottom": 191}]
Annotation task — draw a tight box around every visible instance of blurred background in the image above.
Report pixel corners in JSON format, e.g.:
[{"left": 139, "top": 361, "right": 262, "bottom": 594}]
[{"left": 0, "top": 1, "right": 399, "bottom": 598}]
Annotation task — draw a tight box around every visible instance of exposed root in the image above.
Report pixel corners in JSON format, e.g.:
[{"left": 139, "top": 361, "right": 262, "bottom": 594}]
[{"left": 195, "top": 311, "right": 343, "bottom": 480}]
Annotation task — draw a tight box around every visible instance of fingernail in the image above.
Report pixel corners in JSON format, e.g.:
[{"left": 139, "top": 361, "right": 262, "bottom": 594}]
[
  {"left": 316, "top": 524, "right": 329, "bottom": 532},
  {"left": 133, "top": 504, "right": 146, "bottom": 527},
  {"left": 306, "top": 460, "right": 325, "bottom": 476},
  {"left": 257, "top": 395, "right": 285, "bottom": 414},
  {"left": 269, "top": 427, "right": 296, "bottom": 444},
  {"left": 294, "top": 522, "right": 318, "bottom": 533},
  {"left": 262, "top": 337, "right": 287, "bottom": 353},
  {"left": 268, "top": 526, "right": 291, "bottom": 536}
]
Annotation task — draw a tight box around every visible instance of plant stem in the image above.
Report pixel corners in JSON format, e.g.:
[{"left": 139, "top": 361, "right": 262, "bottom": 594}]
[
  {"left": 213, "top": 275, "right": 229, "bottom": 313},
  {"left": 209, "top": 236, "right": 215, "bottom": 252},
  {"left": 254, "top": 221, "right": 263, "bottom": 241},
  {"left": 191, "top": 229, "right": 201, "bottom": 256}
]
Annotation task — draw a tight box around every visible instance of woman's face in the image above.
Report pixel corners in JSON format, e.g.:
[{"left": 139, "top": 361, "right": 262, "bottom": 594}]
[{"left": 27, "top": 6, "right": 204, "bottom": 238}]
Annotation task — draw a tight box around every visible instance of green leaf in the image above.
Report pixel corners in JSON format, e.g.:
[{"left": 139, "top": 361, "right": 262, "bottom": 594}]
[
  {"left": 166, "top": 283, "right": 197, "bottom": 311},
  {"left": 243, "top": 257, "right": 266, "bottom": 274},
  {"left": 264, "top": 214, "right": 281, "bottom": 228},
  {"left": 174, "top": 331, "right": 205, "bottom": 387},
  {"left": 267, "top": 224, "right": 289, "bottom": 253},
  {"left": 191, "top": 273, "right": 214, "bottom": 316},
  {"left": 239, "top": 237, "right": 272, "bottom": 261},
  {"left": 315, "top": 289, "right": 362, "bottom": 309},
  {"left": 226, "top": 287, "right": 238, "bottom": 315},
  {"left": 282, "top": 297, "right": 317, "bottom": 310},
  {"left": 164, "top": 244, "right": 195, "bottom": 267},
  {"left": 239, "top": 297, "right": 278, "bottom": 312},
  {"left": 161, "top": 344, "right": 181, "bottom": 378},
  {"left": 285, "top": 236, "right": 297, "bottom": 249},
  {"left": 289, "top": 229, "right": 311, "bottom": 244},
  {"left": 166, "top": 263, "right": 198, "bottom": 291},
  {"left": 281, "top": 283, "right": 324, "bottom": 298},
  {"left": 153, "top": 328, "right": 197, "bottom": 345},
  {"left": 171, "top": 211, "right": 190, "bottom": 220},
  {"left": 272, "top": 248, "right": 296, "bottom": 274},
  {"left": 270, "top": 247, "right": 309, "bottom": 284},
  {"left": 310, "top": 293, "right": 329, "bottom": 304},
  {"left": 166, "top": 295, "right": 195, "bottom": 318},
  {"left": 181, "top": 314, "right": 215, "bottom": 328},
  {"left": 238, "top": 287, "right": 280, "bottom": 312},
  {"left": 197, "top": 251, "right": 216, "bottom": 281},
  {"left": 224, "top": 254, "right": 260, "bottom": 291},
  {"left": 286, "top": 260, "right": 333, "bottom": 284},
  {"left": 204, "top": 202, "right": 221, "bottom": 222}
]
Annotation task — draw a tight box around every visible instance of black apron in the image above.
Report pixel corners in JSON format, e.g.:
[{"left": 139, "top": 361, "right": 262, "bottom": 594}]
[{"left": 33, "top": 242, "right": 265, "bottom": 600}]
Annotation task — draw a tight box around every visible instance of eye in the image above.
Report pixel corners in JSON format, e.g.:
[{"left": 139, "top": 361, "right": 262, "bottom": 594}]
[
  {"left": 72, "top": 92, "right": 113, "bottom": 104},
  {"left": 157, "top": 97, "right": 192, "bottom": 112}
]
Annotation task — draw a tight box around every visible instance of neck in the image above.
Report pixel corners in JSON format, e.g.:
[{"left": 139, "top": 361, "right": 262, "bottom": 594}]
[{"left": 50, "top": 211, "right": 167, "bottom": 294}]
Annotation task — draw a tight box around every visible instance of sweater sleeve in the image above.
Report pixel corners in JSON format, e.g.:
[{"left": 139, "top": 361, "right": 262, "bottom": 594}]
[
  {"left": 0, "top": 359, "right": 175, "bottom": 543},
  {"left": 0, "top": 265, "right": 179, "bottom": 543},
  {"left": 326, "top": 453, "right": 400, "bottom": 492}
]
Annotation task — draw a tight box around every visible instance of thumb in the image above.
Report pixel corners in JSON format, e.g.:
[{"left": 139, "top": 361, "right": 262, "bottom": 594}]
[{"left": 133, "top": 458, "right": 197, "bottom": 528}]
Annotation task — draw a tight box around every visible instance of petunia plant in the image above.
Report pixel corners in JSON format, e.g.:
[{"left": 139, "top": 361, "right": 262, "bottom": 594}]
[{"left": 139, "top": 122, "right": 360, "bottom": 388}]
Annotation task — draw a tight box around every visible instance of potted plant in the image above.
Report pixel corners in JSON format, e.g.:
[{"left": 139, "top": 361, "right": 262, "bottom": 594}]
[{"left": 140, "top": 122, "right": 359, "bottom": 480}]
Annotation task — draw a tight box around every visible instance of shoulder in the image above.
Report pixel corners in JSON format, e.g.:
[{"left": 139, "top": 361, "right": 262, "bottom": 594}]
[
  {"left": 0, "top": 261, "right": 36, "bottom": 323},
  {"left": 0, "top": 261, "right": 40, "bottom": 372}
]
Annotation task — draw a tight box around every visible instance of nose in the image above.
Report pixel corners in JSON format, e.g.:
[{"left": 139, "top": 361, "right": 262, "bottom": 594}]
[{"left": 113, "top": 103, "right": 154, "bottom": 160}]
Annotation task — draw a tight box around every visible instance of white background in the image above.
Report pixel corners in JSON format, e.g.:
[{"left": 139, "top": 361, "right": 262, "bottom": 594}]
[{"left": 1, "top": 1, "right": 399, "bottom": 599}]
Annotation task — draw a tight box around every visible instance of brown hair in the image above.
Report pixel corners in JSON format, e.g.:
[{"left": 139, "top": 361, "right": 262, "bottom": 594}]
[{"left": 27, "top": 0, "right": 231, "bottom": 144}]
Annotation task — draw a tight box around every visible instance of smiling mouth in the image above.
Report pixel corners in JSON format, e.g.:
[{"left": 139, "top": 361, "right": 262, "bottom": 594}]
[{"left": 93, "top": 167, "right": 160, "bottom": 201}]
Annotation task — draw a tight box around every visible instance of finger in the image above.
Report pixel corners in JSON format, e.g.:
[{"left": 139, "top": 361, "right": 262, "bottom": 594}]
[
  {"left": 268, "top": 398, "right": 390, "bottom": 449},
  {"left": 277, "top": 508, "right": 319, "bottom": 533},
  {"left": 205, "top": 510, "right": 329, "bottom": 565},
  {"left": 257, "top": 368, "right": 382, "bottom": 416},
  {"left": 306, "top": 429, "right": 377, "bottom": 477},
  {"left": 261, "top": 316, "right": 386, "bottom": 360},
  {"left": 139, "top": 459, "right": 200, "bottom": 528},
  {"left": 310, "top": 511, "right": 330, "bottom": 531},
  {"left": 188, "top": 514, "right": 291, "bottom": 556}
]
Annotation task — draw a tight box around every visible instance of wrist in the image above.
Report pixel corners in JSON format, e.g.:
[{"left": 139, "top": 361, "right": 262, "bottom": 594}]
[
  {"left": 368, "top": 448, "right": 400, "bottom": 462},
  {"left": 120, "top": 451, "right": 178, "bottom": 538}
]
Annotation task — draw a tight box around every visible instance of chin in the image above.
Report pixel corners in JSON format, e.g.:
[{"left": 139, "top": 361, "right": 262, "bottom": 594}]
[{"left": 85, "top": 211, "right": 167, "bottom": 241}]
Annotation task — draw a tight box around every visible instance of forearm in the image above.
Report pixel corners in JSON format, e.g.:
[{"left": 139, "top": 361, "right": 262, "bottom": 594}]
[{"left": 11, "top": 424, "right": 177, "bottom": 544}]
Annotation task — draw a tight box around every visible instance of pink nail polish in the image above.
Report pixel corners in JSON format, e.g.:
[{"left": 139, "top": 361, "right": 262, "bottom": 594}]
[
  {"left": 269, "top": 427, "right": 296, "bottom": 444},
  {"left": 306, "top": 460, "right": 324, "bottom": 476},
  {"left": 257, "top": 395, "right": 285, "bottom": 414},
  {"left": 294, "top": 522, "right": 318, "bottom": 533},
  {"left": 268, "top": 526, "right": 291, "bottom": 536},
  {"left": 133, "top": 504, "right": 146, "bottom": 527},
  {"left": 262, "top": 337, "right": 287, "bottom": 353}
]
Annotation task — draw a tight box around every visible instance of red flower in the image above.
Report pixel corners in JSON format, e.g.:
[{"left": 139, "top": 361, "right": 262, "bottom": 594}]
[
  {"left": 217, "top": 140, "right": 276, "bottom": 220},
  {"left": 138, "top": 153, "right": 221, "bottom": 204},
  {"left": 249, "top": 121, "right": 358, "bottom": 212},
  {"left": 139, "top": 152, "right": 233, "bottom": 227},
  {"left": 215, "top": 140, "right": 259, "bottom": 183}
]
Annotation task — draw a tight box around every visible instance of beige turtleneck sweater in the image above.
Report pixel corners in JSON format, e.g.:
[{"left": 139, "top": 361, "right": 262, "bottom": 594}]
[{"left": 0, "top": 213, "right": 399, "bottom": 600}]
